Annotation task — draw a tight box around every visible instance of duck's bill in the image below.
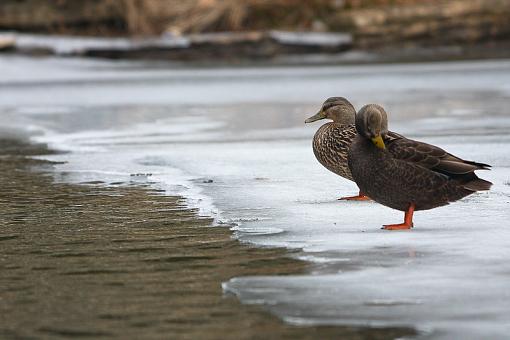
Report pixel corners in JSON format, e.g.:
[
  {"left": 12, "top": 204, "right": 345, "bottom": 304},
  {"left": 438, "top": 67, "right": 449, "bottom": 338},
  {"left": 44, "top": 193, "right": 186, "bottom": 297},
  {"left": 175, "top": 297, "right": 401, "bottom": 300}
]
[
  {"left": 371, "top": 135, "right": 386, "bottom": 149},
  {"left": 305, "top": 110, "right": 325, "bottom": 123}
]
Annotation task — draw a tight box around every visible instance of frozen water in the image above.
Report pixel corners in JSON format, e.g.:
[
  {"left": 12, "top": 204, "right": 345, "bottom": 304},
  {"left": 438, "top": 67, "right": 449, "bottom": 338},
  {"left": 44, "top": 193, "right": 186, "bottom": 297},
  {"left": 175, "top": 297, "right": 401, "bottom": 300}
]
[{"left": 1, "top": 55, "right": 510, "bottom": 338}]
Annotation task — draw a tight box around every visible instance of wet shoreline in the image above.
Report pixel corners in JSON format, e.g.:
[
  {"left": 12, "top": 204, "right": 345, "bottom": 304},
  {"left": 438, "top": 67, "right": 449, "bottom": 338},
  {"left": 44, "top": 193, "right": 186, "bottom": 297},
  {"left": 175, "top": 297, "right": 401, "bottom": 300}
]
[
  {"left": 3, "top": 31, "right": 510, "bottom": 66},
  {"left": 0, "top": 138, "right": 416, "bottom": 339}
]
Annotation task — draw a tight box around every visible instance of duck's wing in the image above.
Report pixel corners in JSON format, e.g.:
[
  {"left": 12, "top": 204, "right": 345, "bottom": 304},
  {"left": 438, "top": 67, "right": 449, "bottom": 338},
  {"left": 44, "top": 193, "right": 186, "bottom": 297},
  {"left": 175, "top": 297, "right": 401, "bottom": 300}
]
[{"left": 384, "top": 132, "right": 491, "bottom": 177}]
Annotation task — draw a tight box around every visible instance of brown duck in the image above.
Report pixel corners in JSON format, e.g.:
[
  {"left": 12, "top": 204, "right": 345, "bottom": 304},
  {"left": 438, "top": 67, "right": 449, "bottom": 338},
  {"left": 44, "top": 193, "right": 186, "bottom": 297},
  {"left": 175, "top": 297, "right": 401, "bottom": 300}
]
[
  {"left": 348, "top": 104, "right": 492, "bottom": 230},
  {"left": 305, "top": 97, "right": 369, "bottom": 201}
]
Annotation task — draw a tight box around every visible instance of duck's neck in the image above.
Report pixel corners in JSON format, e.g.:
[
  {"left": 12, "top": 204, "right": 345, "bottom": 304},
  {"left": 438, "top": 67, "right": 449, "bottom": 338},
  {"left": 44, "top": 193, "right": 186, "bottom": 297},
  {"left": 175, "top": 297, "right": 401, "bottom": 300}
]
[
  {"left": 329, "top": 120, "right": 354, "bottom": 127},
  {"left": 331, "top": 113, "right": 355, "bottom": 125}
]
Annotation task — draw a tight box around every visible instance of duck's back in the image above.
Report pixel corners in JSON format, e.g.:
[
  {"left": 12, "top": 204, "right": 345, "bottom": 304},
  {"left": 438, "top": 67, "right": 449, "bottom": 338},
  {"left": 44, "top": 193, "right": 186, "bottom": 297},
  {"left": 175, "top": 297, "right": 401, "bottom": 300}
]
[{"left": 312, "top": 122, "right": 357, "bottom": 181}]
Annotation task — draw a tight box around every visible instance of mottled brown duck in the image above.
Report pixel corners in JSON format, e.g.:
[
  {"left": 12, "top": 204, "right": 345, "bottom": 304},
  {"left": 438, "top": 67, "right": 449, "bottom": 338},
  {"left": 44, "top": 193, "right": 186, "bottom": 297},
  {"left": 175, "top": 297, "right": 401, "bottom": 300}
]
[
  {"left": 305, "top": 97, "right": 369, "bottom": 201},
  {"left": 348, "top": 104, "right": 492, "bottom": 230}
]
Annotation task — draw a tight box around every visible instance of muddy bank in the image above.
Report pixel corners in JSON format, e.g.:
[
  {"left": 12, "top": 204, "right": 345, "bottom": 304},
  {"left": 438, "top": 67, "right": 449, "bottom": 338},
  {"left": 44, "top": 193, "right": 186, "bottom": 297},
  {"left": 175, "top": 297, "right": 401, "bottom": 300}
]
[{"left": 0, "top": 139, "right": 416, "bottom": 339}]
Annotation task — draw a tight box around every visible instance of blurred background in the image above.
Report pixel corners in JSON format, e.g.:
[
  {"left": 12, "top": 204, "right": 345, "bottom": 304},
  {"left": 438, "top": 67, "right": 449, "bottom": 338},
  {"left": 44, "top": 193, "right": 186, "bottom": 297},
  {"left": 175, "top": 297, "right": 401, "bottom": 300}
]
[{"left": 1, "top": 0, "right": 510, "bottom": 62}]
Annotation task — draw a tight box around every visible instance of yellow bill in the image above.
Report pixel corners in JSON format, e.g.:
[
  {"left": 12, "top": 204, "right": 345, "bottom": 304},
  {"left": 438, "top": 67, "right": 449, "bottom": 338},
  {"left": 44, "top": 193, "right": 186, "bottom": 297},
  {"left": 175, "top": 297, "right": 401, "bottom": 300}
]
[{"left": 371, "top": 135, "right": 385, "bottom": 149}]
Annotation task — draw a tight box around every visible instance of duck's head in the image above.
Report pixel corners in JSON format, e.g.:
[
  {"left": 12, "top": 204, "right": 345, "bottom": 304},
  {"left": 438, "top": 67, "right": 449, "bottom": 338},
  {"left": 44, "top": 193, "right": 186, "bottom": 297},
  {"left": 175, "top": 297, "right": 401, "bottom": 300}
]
[
  {"left": 355, "top": 104, "right": 388, "bottom": 150},
  {"left": 305, "top": 97, "right": 356, "bottom": 125}
]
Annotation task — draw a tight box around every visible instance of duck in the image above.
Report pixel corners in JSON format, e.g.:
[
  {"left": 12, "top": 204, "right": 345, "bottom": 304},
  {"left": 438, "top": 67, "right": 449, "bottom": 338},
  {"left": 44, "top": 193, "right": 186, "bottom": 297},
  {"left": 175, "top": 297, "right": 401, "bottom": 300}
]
[
  {"left": 305, "top": 97, "right": 369, "bottom": 201},
  {"left": 348, "top": 104, "right": 492, "bottom": 230}
]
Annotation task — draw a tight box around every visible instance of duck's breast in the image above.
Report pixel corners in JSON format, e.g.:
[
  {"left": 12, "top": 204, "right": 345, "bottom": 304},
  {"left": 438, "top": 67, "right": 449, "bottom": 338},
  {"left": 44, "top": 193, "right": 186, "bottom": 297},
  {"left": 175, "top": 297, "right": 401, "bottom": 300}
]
[{"left": 312, "top": 123, "right": 356, "bottom": 181}]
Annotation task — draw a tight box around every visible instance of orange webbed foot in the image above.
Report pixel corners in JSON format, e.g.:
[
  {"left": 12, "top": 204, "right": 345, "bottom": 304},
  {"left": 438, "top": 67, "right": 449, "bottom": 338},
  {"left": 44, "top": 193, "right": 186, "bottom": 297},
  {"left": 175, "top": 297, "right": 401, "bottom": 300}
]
[
  {"left": 382, "top": 223, "right": 413, "bottom": 230},
  {"left": 382, "top": 203, "right": 416, "bottom": 231},
  {"left": 339, "top": 191, "right": 371, "bottom": 201}
]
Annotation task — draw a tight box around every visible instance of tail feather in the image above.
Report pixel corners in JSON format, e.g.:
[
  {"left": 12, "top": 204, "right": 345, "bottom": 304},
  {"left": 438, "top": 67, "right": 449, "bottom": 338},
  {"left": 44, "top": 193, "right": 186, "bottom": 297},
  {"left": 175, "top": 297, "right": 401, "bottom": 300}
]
[
  {"left": 463, "top": 178, "right": 492, "bottom": 191},
  {"left": 463, "top": 160, "right": 491, "bottom": 170}
]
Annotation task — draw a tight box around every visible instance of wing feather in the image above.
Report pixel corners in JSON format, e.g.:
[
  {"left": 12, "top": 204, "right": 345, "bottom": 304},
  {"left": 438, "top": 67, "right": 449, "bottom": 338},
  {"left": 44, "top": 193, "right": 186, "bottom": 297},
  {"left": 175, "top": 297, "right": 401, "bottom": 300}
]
[{"left": 384, "top": 132, "right": 490, "bottom": 178}]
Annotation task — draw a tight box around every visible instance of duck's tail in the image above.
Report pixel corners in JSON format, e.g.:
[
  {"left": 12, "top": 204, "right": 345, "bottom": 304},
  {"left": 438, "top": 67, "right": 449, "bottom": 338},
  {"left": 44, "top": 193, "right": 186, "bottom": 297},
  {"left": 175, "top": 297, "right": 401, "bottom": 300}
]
[
  {"left": 463, "top": 177, "right": 492, "bottom": 191},
  {"left": 463, "top": 160, "right": 491, "bottom": 171}
]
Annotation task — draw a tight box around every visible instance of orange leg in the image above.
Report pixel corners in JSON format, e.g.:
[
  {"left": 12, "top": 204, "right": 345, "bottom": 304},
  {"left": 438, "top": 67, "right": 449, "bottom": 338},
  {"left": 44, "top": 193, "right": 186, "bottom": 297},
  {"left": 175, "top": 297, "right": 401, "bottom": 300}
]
[
  {"left": 339, "top": 190, "right": 371, "bottom": 201},
  {"left": 382, "top": 203, "right": 415, "bottom": 230}
]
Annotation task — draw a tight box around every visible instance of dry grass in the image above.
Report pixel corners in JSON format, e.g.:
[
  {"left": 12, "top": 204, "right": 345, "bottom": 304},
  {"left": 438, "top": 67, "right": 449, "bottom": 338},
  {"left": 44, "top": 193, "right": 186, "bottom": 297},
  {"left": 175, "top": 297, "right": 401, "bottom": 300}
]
[
  {"left": 0, "top": 0, "right": 444, "bottom": 36},
  {"left": 109, "top": 0, "right": 439, "bottom": 35},
  {"left": 107, "top": 0, "right": 332, "bottom": 35}
]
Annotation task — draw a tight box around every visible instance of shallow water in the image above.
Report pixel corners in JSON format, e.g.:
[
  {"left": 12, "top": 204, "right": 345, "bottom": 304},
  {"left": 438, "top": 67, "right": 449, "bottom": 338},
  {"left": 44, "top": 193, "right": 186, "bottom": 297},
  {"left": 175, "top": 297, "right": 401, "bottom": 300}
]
[{"left": 2, "top": 55, "right": 510, "bottom": 339}]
